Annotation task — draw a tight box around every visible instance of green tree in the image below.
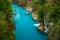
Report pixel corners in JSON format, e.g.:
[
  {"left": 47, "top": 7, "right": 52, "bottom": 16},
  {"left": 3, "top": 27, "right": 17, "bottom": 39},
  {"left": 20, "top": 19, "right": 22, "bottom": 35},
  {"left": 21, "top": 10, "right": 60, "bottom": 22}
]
[
  {"left": 0, "top": 0, "right": 15, "bottom": 40},
  {"left": 32, "top": 0, "right": 45, "bottom": 24},
  {"left": 47, "top": 0, "right": 60, "bottom": 40},
  {"left": 32, "top": 0, "right": 60, "bottom": 40}
]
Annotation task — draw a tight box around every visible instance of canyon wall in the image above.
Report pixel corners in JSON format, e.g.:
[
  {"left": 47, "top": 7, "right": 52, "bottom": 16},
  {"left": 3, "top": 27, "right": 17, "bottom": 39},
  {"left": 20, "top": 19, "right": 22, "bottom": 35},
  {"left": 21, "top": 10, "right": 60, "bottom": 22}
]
[
  {"left": 17, "top": 0, "right": 27, "bottom": 6},
  {"left": 9, "top": 0, "right": 32, "bottom": 6}
]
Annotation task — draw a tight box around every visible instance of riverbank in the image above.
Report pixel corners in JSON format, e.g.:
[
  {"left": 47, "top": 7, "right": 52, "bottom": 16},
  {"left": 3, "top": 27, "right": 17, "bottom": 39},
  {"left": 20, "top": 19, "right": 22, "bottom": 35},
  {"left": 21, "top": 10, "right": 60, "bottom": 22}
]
[
  {"left": 26, "top": 6, "right": 49, "bottom": 33},
  {"left": 26, "top": 6, "right": 38, "bottom": 20},
  {"left": 12, "top": 4, "right": 47, "bottom": 40}
]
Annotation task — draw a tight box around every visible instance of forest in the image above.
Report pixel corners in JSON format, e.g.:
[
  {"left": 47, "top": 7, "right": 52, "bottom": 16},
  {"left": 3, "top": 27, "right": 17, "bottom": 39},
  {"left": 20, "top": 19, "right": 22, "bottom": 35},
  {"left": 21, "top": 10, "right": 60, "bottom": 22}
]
[
  {"left": 0, "top": 0, "right": 15, "bottom": 40},
  {"left": 0, "top": 0, "right": 60, "bottom": 40},
  {"left": 32, "top": 0, "right": 60, "bottom": 40}
]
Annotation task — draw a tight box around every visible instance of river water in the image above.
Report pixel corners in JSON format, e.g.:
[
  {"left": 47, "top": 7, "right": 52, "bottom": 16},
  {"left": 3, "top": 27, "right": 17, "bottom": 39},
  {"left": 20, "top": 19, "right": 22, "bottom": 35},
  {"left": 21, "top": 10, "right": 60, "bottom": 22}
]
[{"left": 12, "top": 4, "right": 47, "bottom": 40}]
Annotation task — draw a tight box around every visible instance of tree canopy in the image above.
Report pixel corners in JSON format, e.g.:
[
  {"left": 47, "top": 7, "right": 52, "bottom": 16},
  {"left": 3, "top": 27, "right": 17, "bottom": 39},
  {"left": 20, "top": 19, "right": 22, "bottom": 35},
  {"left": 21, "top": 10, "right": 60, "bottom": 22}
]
[
  {"left": 0, "top": 0, "right": 15, "bottom": 40},
  {"left": 32, "top": 0, "right": 60, "bottom": 40}
]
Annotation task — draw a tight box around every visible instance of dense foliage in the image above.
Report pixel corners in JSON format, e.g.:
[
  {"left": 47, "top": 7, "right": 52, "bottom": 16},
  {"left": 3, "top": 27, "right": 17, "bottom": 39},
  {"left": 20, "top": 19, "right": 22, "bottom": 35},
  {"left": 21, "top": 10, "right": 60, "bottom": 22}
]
[
  {"left": 32, "top": 0, "right": 45, "bottom": 24},
  {"left": 47, "top": 1, "right": 60, "bottom": 40},
  {"left": 0, "top": 0, "right": 15, "bottom": 40},
  {"left": 32, "top": 0, "right": 60, "bottom": 40}
]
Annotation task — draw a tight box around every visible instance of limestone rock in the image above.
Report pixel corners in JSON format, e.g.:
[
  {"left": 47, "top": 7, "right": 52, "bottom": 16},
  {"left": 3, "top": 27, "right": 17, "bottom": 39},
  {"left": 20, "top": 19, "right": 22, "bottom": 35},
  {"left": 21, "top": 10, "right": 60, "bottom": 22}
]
[
  {"left": 38, "top": 25, "right": 44, "bottom": 31},
  {"left": 32, "top": 13, "right": 38, "bottom": 20}
]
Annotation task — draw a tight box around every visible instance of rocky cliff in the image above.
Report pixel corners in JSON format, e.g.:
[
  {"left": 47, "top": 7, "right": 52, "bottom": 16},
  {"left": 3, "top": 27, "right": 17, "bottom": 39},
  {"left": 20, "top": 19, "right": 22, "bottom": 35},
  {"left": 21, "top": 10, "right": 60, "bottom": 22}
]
[{"left": 9, "top": 0, "right": 32, "bottom": 7}]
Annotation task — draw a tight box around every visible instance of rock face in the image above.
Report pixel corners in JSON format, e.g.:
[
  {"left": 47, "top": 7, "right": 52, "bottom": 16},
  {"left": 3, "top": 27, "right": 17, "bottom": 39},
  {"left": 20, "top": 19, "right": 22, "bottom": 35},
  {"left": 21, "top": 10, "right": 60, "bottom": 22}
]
[
  {"left": 48, "top": 28, "right": 58, "bottom": 40},
  {"left": 9, "top": 0, "right": 32, "bottom": 6},
  {"left": 26, "top": 6, "right": 32, "bottom": 11},
  {"left": 17, "top": 0, "right": 27, "bottom": 6},
  {"left": 32, "top": 13, "right": 38, "bottom": 20},
  {"left": 38, "top": 25, "right": 44, "bottom": 31}
]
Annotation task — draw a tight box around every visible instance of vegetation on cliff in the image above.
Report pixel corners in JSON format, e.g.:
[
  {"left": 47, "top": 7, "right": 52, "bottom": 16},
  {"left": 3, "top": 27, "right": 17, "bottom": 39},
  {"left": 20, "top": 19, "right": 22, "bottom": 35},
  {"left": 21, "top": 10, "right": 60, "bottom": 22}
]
[
  {"left": 32, "top": 0, "right": 60, "bottom": 40},
  {"left": 0, "top": 0, "right": 15, "bottom": 40}
]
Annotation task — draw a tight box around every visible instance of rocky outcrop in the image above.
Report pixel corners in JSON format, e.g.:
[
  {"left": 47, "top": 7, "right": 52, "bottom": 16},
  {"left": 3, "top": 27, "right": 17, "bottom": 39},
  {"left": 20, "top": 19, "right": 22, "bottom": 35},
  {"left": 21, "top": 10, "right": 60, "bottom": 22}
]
[
  {"left": 25, "top": 6, "right": 38, "bottom": 20},
  {"left": 38, "top": 25, "right": 44, "bottom": 31},
  {"left": 17, "top": 0, "right": 27, "bottom": 6},
  {"left": 10, "top": 0, "right": 32, "bottom": 7},
  {"left": 32, "top": 12, "right": 38, "bottom": 20},
  {"left": 48, "top": 28, "right": 58, "bottom": 40},
  {"left": 26, "top": 6, "right": 32, "bottom": 11}
]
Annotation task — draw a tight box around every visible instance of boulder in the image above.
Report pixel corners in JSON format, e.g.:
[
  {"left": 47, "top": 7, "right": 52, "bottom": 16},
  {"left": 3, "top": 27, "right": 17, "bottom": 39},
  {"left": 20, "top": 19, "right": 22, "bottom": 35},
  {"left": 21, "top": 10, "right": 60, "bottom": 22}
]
[
  {"left": 38, "top": 25, "right": 44, "bottom": 31},
  {"left": 32, "top": 13, "right": 38, "bottom": 20}
]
